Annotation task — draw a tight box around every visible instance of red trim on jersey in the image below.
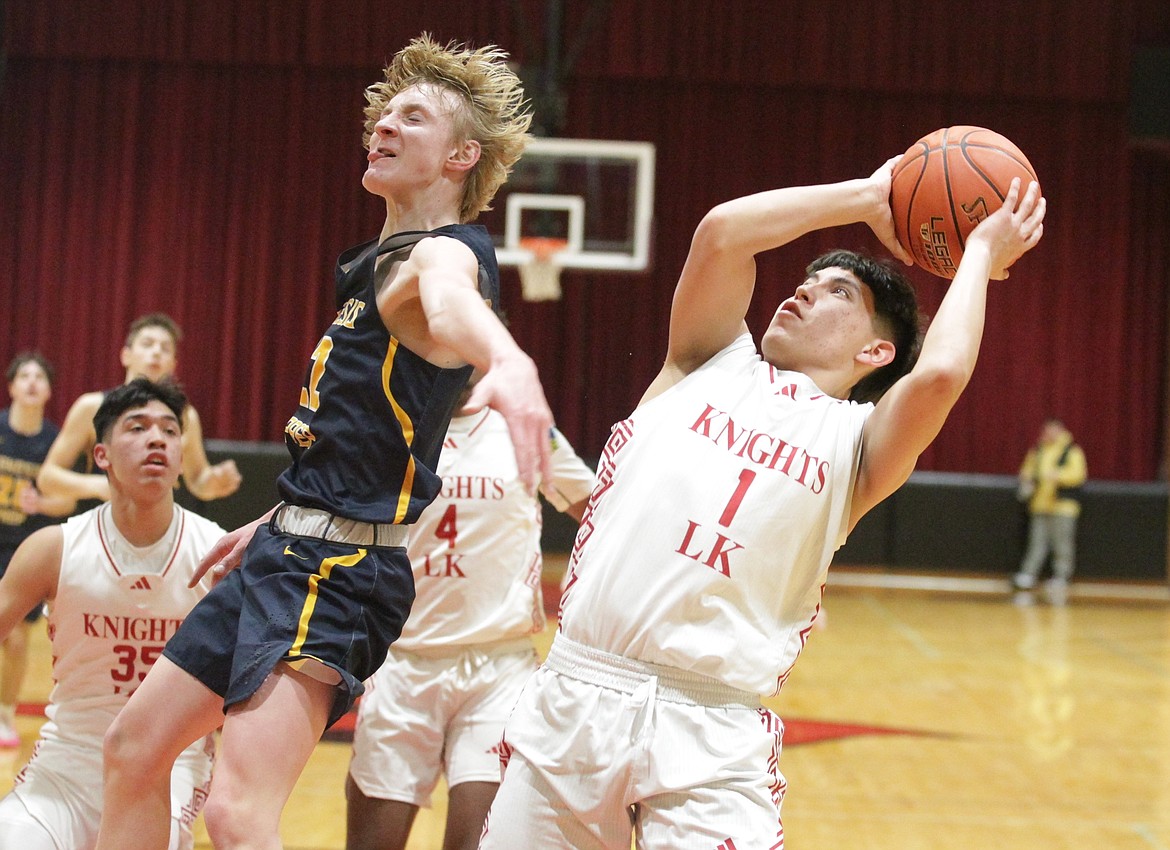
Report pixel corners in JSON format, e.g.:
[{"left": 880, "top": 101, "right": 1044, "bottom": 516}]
[
  {"left": 157, "top": 509, "right": 186, "bottom": 578},
  {"left": 96, "top": 505, "right": 121, "bottom": 576},
  {"left": 96, "top": 505, "right": 185, "bottom": 578},
  {"left": 465, "top": 408, "right": 492, "bottom": 439}
]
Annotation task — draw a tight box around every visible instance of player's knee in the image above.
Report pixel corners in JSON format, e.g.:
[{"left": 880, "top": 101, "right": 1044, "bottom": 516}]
[
  {"left": 102, "top": 714, "right": 167, "bottom": 783},
  {"left": 203, "top": 786, "right": 275, "bottom": 849}
]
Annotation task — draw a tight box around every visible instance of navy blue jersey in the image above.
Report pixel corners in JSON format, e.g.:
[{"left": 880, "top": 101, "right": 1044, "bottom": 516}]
[
  {"left": 277, "top": 225, "right": 502, "bottom": 524},
  {"left": 0, "top": 409, "right": 61, "bottom": 557}
]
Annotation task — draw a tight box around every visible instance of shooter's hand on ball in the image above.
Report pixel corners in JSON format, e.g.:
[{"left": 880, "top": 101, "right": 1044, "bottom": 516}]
[
  {"left": 869, "top": 156, "right": 915, "bottom": 266},
  {"left": 964, "top": 178, "right": 1046, "bottom": 281}
]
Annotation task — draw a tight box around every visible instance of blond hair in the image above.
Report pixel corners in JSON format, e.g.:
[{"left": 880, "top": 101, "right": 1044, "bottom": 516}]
[{"left": 363, "top": 34, "right": 533, "bottom": 223}]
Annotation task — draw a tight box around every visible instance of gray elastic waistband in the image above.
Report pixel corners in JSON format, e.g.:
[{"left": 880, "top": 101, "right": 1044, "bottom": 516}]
[
  {"left": 544, "top": 633, "right": 760, "bottom": 709},
  {"left": 272, "top": 504, "right": 409, "bottom": 548}
]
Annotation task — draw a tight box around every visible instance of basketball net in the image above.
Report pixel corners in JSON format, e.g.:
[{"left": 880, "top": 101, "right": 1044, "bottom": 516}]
[{"left": 518, "top": 237, "right": 566, "bottom": 302}]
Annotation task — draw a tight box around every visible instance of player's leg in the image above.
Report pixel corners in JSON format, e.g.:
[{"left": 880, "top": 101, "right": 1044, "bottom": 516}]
[
  {"left": 635, "top": 784, "right": 785, "bottom": 850},
  {"left": 167, "top": 733, "right": 215, "bottom": 850},
  {"left": 201, "top": 663, "right": 335, "bottom": 850},
  {"left": 443, "top": 781, "right": 498, "bottom": 850},
  {"left": 96, "top": 656, "right": 226, "bottom": 850},
  {"left": 346, "top": 646, "right": 452, "bottom": 850},
  {"left": 634, "top": 703, "right": 785, "bottom": 850},
  {"left": 479, "top": 663, "right": 637, "bottom": 850},
  {"left": 0, "top": 619, "right": 31, "bottom": 747},
  {"left": 441, "top": 647, "right": 536, "bottom": 850},
  {"left": 0, "top": 793, "right": 58, "bottom": 850},
  {"left": 344, "top": 775, "right": 418, "bottom": 850},
  {"left": 480, "top": 749, "right": 625, "bottom": 850}
]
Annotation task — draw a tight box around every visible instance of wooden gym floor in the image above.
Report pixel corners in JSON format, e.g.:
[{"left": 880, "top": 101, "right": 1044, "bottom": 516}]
[{"left": 4, "top": 556, "right": 1169, "bottom": 849}]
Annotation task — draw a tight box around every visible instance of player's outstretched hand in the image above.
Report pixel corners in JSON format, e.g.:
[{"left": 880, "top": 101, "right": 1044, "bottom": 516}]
[
  {"left": 190, "top": 518, "right": 262, "bottom": 588},
  {"left": 868, "top": 156, "right": 915, "bottom": 267},
  {"left": 967, "top": 178, "right": 1045, "bottom": 280},
  {"left": 464, "top": 352, "right": 553, "bottom": 493}
]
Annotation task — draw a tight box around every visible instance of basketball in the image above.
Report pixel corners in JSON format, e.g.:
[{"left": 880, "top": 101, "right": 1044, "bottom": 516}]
[{"left": 889, "top": 126, "right": 1039, "bottom": 279}]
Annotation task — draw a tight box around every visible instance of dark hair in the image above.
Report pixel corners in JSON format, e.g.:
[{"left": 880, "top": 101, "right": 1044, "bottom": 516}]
[
  {"left": 125, "top": 313, "right": 182, "bottom": 348},
  {"left": 93, "top": 378, "right": 187, "bottom": 443},
  {"left": 806, "top": 250, "right": 925, "bottom": 404},
  {"left": 6, "top": 351, "right": 54, "bottom": 386}
]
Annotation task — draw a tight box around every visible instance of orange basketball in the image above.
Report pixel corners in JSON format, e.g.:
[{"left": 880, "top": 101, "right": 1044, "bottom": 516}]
[{"left": 889, "top": 126, "right": 1039, "bottom": 279}]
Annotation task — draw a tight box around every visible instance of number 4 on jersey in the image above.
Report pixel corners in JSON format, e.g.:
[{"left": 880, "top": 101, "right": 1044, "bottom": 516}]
[{"left": 421, "top": 505, "right": 466, "bottom": 578}]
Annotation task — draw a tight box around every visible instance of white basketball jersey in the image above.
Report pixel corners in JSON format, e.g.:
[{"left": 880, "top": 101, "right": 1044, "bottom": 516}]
[
  {"left": 558, "top": 334, "right": 872, "bottom": 696},
  {"left": 395, "top": 410, "right": 594, "bottom": 651},
  {"left": 40, "top": 503, "right": 225, "bottom": 751}
]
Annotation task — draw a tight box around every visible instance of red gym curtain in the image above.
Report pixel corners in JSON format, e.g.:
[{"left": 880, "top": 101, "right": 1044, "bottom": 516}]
[{"left": 1, "top": 0, "right": 1167, "bottom": 480}]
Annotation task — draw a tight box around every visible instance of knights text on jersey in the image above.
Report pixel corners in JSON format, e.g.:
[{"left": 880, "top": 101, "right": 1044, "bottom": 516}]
[
  {"left": 557, "top": 333, "right": 872, "bottom": 697},
  {"left": 40, "top": 503, "right": 224, "bottom": 749},
  {"left": 396, "top": 410, "right": 595, "bottom": 650},
  {"left": 277, "top": 225, "right": 501, "bottom": 525}
]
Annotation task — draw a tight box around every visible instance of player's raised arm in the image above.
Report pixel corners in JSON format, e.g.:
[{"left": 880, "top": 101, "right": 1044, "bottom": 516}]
[
  {"left": 661, "top": 161, "right": 913, "bottom": 386},
  {"left": 37, "top": 393, "right": 111, "bottom": 502},
  {"left": 851, "top": 179, "right": 1045, "bottom": 526},
  {"left": 404, "top": 236, "right": 553, "bottom": 493}
]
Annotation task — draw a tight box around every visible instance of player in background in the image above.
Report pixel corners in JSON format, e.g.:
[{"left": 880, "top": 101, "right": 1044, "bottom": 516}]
[
  {"left": 346, "top": 387, "right": 593, "bottom": 850},
  {"left": 0, "top": 353, "right": 75, "bottom": 749},
  {"left": 0, "top": 379, "right": 224, "bottom": 850},
  {"left": 96, "top": 34, "right": 552, "bottom": 850},
  {"left": 36, "top": 313, "right": 242, "bottom": 505},
  {"left": 479, "top": 163, "right": 1045, "bottom": 848}
]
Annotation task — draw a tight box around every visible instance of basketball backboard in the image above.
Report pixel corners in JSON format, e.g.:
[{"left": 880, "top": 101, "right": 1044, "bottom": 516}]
[{"left": 483, "top": 137, "right": 656, "bottom": 272}]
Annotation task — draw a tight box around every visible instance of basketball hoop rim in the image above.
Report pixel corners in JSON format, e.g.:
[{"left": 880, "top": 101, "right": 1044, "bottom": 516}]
[{"left": 519, "top": 236, "right": 570, "bottom": 263}]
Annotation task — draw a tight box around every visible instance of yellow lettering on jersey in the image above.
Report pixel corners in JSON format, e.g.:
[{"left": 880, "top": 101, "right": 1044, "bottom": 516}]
[
  {"left": 284, "top": 415, "right": 317, "bottom": 448},
  {"left": 300, "top": 336, "right": 334, "bottom": 411},
  {"left": 333, "top": 298, "right": 366, "bottom": 329}
]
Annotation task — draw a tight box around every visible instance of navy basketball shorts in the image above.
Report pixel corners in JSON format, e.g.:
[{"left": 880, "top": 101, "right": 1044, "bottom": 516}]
[{"left": 164, "top": 519, "right": 414, "bottom": 728}]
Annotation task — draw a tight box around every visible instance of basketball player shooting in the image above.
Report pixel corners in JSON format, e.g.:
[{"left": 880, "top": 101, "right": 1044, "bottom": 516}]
[
  {"left": 94, "top": 34, "right": 552, "bottom": 850},
  {"left": 479, "top": 160, "right": 1045, "bottom": 848}
]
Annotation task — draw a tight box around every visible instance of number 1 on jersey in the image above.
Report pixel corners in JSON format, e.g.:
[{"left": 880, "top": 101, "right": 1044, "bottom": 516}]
[
  {"left": 299, "top": 337, "right": 334, "bottom": 411},
  {"left": 718, "top": 468, "right": 756, "bottom": 527}
]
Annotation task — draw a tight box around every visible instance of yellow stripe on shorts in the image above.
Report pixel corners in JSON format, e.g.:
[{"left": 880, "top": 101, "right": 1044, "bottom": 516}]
[{"left": 289, "top": 548, "right": 368, "bottom": 658}]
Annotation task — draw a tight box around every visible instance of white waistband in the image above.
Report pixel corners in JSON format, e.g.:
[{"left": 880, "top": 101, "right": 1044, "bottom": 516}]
[
  {"left": 272, "top": 504, "right": 409, "bottom": 548},
  {"left": 544, "top": 633, "right": 760, "bottom": 709}
]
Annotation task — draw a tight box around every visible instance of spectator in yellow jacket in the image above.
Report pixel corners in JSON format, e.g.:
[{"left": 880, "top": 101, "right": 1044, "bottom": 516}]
[{"left": 1013, "top": 418, "right": 1087, "bottom": 603}]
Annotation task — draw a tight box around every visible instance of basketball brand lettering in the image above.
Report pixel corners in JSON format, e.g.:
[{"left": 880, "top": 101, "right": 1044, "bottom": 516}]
[
  {"left": 766, "top": 369, "right": 826, "bottom": 402},
  {"left": 83, "top": 613, "right": 184, "bottom": 641},
  {"left": 332, "top": 297, "right": 366, "bottom": 329},
  {"left": 688, "top": 404, "right": 828, "bottom": 493},
  {"left": 284, "top": 415, "right": 316, "bottom": 448},
  {"left": 918, "top": 217, "right": 957, "bottom": 277},
  {"left": 961, "top": 196, "right": 990, "bottom": 224}
]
